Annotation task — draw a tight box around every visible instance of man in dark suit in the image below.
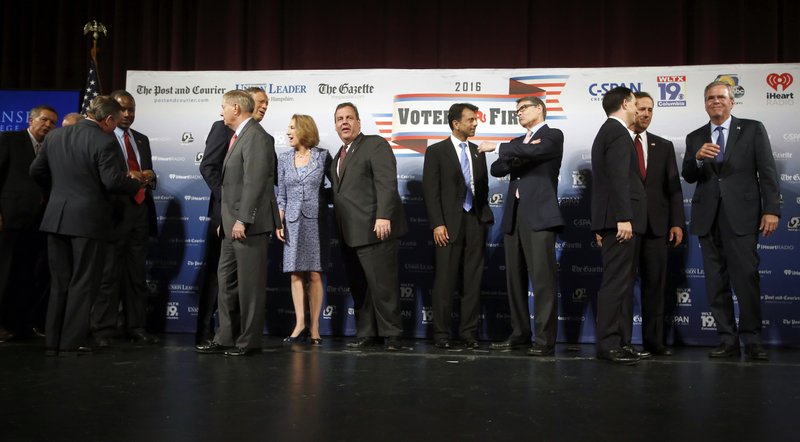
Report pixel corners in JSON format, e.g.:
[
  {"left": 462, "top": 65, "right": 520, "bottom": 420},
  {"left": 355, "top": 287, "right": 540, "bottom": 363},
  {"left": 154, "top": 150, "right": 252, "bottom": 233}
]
[
  {"left": 590, "top": 86, "right": 645, "bottom": 365},
  {"left": 621, "top": 92, "right": 685, "bottom": 357},
  {"left": 30, "top": 96, "right": 143, "bottom": 356},
  {"left": 682, "top": 81, "right": 780, "bottom": 361},
  {"left": 423, "top": 103, "right": 493, "bottom": 350},
  {"left": 196, "top": 87, "right": 269, "bottom": 345},
  {"left": 330, "top": 102, "right": 408, "bottom": 351},
  {"left": 91, "top": 90, "right": 158, "bottom": 346},
  {"left": 485, "top": 96, "right": 564, "bottom": 356},
  {"left": 195, "top": 90, "right": 280, "bottom": 356},
  {"left": 0, "top": 105, "right": 57, "bottom": 341}
]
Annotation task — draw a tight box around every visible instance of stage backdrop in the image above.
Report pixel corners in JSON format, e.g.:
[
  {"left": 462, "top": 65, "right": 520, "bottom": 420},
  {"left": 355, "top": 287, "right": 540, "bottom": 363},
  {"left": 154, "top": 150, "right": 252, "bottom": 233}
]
[{"left": 127, "top": 63, "right": 800, "bottom": 346}]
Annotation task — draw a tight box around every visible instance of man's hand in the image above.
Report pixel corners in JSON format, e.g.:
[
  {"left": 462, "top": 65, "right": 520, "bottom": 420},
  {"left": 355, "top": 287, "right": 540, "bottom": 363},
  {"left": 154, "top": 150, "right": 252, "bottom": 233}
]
[
  {"left": 760, "top": 214, "right": 779, "bottom": 237},
  {"left": 275, "top": 228, "right": 286, "bottom": 243},
  {"left": 231, "top": 220, "right": 247, "bottom": 240},
  {"left": 595, "top": 233, "right": 602, "bottom": 247},
  {"left": 478, "top": 142, "right": 496, "bottom": 153},
  {"left": 374, "top": 218, "right": 391, "bottom": 240},
  {"left": 433, "top": 225, "right": 449, "bottom": 247},
  {"left": 695, "top": 142, "right": 721, "bottom": 160},
  {"left": 141, "top": 169, "right": 156, "bottom": 183},
  {"left": 668, "top": 226, "right": 683, "bottom": 247},
  {"left": 616, "top": 221, "right": 633, "bottom": 243}
]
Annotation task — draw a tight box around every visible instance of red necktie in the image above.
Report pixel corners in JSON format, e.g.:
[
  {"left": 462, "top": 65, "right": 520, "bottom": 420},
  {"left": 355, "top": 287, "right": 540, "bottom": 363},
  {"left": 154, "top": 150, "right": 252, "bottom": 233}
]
[
  {"left": 228, "top": 133, "right": 238, "bottom": 151},
  {"left": 337, "top": 144, "right": 347, "bottom": 176},
  {"left": 635, "top": 134, "right": 646, "bottom": 179},
  {"left": 124, "top": 131, "right": 145, "bottom": 204}
]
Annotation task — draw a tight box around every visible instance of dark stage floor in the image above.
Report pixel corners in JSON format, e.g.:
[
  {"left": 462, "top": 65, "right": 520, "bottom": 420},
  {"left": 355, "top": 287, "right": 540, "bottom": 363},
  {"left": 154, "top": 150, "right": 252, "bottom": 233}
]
[{"left": 1, "top": 335, "right": 798, "bottom": 441}]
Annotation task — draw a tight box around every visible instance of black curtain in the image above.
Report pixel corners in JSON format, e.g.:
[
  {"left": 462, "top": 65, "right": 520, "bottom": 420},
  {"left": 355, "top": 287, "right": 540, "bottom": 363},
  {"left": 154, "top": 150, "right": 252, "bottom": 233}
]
[{"left": 1, "top": 0, "right": 798, "bottom": 94}]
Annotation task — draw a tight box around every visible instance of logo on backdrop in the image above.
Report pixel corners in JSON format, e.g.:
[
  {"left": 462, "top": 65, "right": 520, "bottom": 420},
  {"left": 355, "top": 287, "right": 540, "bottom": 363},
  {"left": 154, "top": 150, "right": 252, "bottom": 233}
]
[
  {"left": 714, "top": 74, "right": 745, "bottom": 99},
  {"left": 181, "top": 132, "right": 194, "bottom": 143},
  {"left": 766, "top": 73, "right": 794, "bottom": 104},
  {"left": 787, "top": 216, "right": 800, "bottom": 231},
  {"left": 655, "top": 75, "right": 687, "bottom": 107},
  {"left": 700, "top": 312, "right": 716, "bottom": 330},
  {"left": 587, "top": 81, "right": 642, "bottom": 100}
]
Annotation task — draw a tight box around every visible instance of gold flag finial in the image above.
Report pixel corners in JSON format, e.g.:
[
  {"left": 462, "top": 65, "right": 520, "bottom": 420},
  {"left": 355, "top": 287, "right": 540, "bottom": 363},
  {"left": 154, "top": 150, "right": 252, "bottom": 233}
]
[{"left": 83, "top": 20, "right": 107, "bottom": 59}]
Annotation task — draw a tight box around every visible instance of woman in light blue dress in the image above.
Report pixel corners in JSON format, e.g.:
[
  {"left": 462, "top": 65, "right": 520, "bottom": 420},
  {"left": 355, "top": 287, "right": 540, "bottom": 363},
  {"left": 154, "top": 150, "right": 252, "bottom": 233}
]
[{"left": 275, "top": 114, "right": 331, "bottom": 344}]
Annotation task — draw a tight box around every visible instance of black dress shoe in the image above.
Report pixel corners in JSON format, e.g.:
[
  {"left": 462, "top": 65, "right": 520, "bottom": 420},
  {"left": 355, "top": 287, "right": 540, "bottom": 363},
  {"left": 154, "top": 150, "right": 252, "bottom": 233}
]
[
  {"left": 528, "top": 345, "right": 555, "bottom": 356},
  {"left": 434, "top": 338, "right": 451, "bottom": 349},
  {"left": 622, "top": 345, "right": 651, "bottom": 359},
  {"left": 490, "top": 339, "right": 527, "bottom": 350},
  {"left": 283, "top": 334, "right": 307, "bottom": 344},
  {"left": 385, "top": 337, "right": 405, "bottom": 351},
  {"left": 744, "top": 343, "right": 769, "bottom": 361},
  {"left": 597, "top": 348, "right": 639, "bottom": 365},
  {"left": 94, "top": 335, "right": 111, "bottom": 348},
  {"left": 130, "top": 331, "right": 160, "bottom": 344},
  {"left": 347, "top": 337, "right": 377, "bottom": 348},
  {"left": 708, "top": 342, "right": 740, "bottom": 358},
  {"left": 224, "top": 347, "right": 259, "bottom": 357},
  {"left": 463, "top": 339, "right": 480, "bottom": 350},
  {"left": 648, "top": 346, "right": 673, "bottom": 356},
  {"left": 195, "top": 341, "right": 228, "bottom": 354}
]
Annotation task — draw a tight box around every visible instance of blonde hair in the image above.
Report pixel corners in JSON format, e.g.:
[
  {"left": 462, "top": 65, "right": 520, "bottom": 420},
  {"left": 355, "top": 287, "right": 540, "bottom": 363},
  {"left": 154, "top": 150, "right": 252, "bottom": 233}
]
[{"left": 291, "top": 114, "right": 320, "bottom": 147}]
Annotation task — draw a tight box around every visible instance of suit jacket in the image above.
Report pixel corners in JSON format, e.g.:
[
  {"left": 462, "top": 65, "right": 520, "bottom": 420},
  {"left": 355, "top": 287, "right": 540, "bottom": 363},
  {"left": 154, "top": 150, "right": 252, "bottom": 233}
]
[
  {"left": 642, "top": 132, "right": 685, "bottom": 236},
  {"left": 682, "top": 116, "right": 780, "bottom": 236},
  {"left": 590, "top": 118, "right": 647, "bottom": 233},
  {"left": 330, "top": 132, "right": 407, "bottom": 248},
  {"left": 111, "top": 128, "right": 158, "bottom": 237},
  {"left": 0, "top": 130, "right": 45, "bottom": 230},
  {"left": 423, "top": 137, "right": 493, "bottom": 239},
  {"left": 220, "top": 118, "right": 280, "bottom": 235},
  {"left": 277, "top": 147, "right": 332, "bottom": 222},
  {"left": 490, "top": 124, "right": 564, "bottom": 234},
  {"left": 29, "top": 119, "right": 141, "bottom": 240},
  {"left": 200, "top": 120, "right": 234, "bottom": 225}
]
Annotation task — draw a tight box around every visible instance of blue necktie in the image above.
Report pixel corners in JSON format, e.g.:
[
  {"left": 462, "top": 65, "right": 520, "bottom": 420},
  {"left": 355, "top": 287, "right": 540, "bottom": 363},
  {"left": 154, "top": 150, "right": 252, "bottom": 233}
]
[
  {"left": 715, "top": 126, "right": 725, "bottom": 164},
  {"left": 459, "top": 142, "right": 473, "bottom": 211}
]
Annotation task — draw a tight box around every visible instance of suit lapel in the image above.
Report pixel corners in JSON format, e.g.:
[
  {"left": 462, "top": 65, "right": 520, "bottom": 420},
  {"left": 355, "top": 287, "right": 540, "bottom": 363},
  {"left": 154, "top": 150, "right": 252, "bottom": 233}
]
[
  {"left": 723, "top": 117, "right": 741, "bottom": 170},
  {"left": 222, "top": 119, "right": 253, "bottom": 174}
]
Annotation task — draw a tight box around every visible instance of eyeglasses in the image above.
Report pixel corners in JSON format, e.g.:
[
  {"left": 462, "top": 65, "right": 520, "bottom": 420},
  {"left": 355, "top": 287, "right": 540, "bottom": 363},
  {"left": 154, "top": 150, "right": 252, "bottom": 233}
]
[{"left": 516, "top": 103, "right": 536, "bottom": 114}]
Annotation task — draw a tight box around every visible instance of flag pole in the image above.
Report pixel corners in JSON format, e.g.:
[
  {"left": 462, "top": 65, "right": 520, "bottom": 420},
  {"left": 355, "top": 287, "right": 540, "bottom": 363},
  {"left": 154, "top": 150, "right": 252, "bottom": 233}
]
[{"left": 81, "top": 20, "right": 107, "bottom": 115}]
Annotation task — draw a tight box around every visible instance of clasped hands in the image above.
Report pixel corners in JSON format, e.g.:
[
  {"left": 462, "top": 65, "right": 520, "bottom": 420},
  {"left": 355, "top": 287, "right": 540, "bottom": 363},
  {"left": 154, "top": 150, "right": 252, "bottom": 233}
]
[{"left": 128, "top": 169, "right": 155, "bottom": 186}]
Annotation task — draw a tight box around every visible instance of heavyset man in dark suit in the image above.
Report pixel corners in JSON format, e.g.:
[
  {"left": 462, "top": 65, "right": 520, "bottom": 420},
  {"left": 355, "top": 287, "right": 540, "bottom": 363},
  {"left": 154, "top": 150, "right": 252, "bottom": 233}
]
[
  {"left": 195, "top": 90, "right": 280, "bottom": 356},
  {"left": 590, "top": 86, "right": 645, "bottom": 365},
  {"left": 486, "top": 96, "right": 564, "bottom": 356},
  {"left": 0, "top": 105, "right": 57, "bottom": 342},
  {"left": 30, "top": 96, "right": 143, "bottom": 356},
  {"left": 423, "top": 103, "right": 493, "bottom": 350},
  {"left": 623, "top": 92, "right": 685, "bottom": 357},
  {"left": 196, "top": 87, "right": 269, "bottom": 345},
  {"left": 330, "top": 102, "right": 408, "bottom": 351},
  {"left": 91, "top": 90, "right": 159, "bottom": 346},
  {"left": 682, "top": 81, "right": 780, "bottom": 361}
]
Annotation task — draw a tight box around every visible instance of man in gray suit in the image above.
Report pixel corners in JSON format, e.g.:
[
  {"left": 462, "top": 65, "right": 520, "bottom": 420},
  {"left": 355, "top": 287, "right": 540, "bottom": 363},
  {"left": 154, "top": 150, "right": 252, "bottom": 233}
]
[
  {"left": 682, "top": 81, "right": 780, "bottom": 361},
  {"left": 30, "top": 96, "right": 142, "bottom": 356},
  {"left": 195, "top": 90, "right": 280, "bottom": 356},
  {"left": 330, "top": 102, "right": 408, "bottom": 351}
]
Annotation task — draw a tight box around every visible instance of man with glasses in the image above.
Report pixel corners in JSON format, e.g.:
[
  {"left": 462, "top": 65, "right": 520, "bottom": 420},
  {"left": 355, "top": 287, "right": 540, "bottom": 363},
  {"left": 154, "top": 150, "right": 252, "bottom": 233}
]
[
  {"left": 682, "top": 81, "right": 780, "bottom": 361},
  {"left": 484, "top": 96, "right": 564, "bottom": 356}
]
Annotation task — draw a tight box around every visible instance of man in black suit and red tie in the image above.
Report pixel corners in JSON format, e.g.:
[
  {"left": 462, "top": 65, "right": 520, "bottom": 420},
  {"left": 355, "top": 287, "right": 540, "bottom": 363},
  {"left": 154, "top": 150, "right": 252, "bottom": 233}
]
[
  {"left": 91, "top": 90, "right": 159, "bottom": 347},
  {"left": 590, "top": 86, "right": 645, "bottom": 365},
  {"left": 330, "top": 102, "right": 408, "bottom": 351},
  {"left": 423, "top": 103, "right": 494, "bottom": 350},
  {"left": 30, "top": 96, "right": 143, "bottom": 356},
  {"left": 484, "top": 96, "right": 564, "bottom": 356},
  {"left": 623, "top": 92, "right": 685, "bottom": 357},
  {"left": 0, "top": 105, "right": 58, "bottom": 342},
  {"left": 682, "top": 81, "right": 780, "bottom": 361}
]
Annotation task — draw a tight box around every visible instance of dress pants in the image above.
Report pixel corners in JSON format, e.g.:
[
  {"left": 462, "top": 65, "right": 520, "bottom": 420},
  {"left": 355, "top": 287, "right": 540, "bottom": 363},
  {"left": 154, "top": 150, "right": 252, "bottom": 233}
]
[
  {"left": 92, "top": 203, "right": 150, "bottom": 336},
  {"left": 595, "top": 230, "right": 640, "bottom": 354},
  {"left": 214, "top": 232, "right": 268, "bottom": 349},
  {"left": 431, "top": 210, "right": 484, "bottom": 341},
  {"left": 699, "top": 201, "right": 762, "bottom": 346},
  {"left": 195, "top": 220, "right": 231, "bottom": 343},
  {"left": 504, "top": 201, "right": 558, "bottom": 347},
  {"left": 46, "top": 234, "right": 106, "bottom": 351},
  {"left": 623, "top": 233, "right": 669, "bottom": 349},
  {"left": 342, "top": 238, "right": 403, "bottom": 338}
]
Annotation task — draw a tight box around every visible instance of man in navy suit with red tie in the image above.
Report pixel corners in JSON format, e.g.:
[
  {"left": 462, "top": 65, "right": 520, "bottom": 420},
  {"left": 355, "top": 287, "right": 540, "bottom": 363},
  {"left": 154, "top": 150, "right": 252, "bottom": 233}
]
[
  {"left": 485, "top": 96, "right": 564, "bottom": 356},
  {"left": 682, "top": 81, "right": 780, "bottom": 361}
]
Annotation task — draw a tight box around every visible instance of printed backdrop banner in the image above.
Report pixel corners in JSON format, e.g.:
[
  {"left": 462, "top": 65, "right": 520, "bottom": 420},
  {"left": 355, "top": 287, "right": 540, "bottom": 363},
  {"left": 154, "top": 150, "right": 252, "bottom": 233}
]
[{"left": 127, "top": 64, "right": 800, "bottom": 345}]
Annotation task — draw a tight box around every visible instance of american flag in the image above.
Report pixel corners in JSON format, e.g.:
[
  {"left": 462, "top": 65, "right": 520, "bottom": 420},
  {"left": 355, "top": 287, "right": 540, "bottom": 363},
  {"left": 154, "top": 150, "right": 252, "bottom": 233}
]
[{"left": 80, "top": 58, "right": 101, "bottom": 115}]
